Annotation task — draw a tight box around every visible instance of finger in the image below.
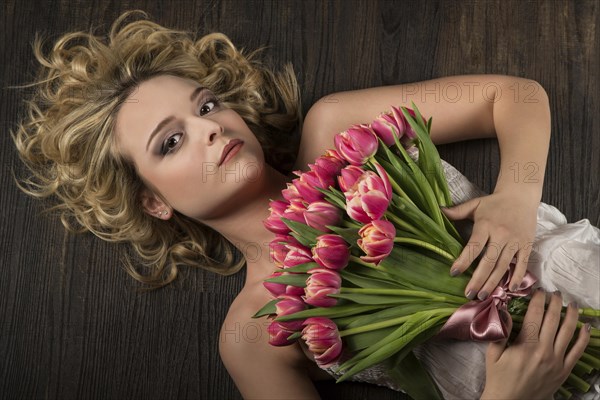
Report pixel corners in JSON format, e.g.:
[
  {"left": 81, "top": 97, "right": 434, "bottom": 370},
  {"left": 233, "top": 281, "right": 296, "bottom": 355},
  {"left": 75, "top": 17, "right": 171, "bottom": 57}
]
[
  {"left": 508, "top": 242, "right": 533, "bottom": 292},
  {"left": 441, "top": 198, "right": 481, "bottom": 221},
  {"left": 450, "top": 222, "right": 489, "bottom": 277},
  {"left": 538, "top": 290, "right": 563, "bottom": 347},
  {"left": 486, "top": 310, "right": 514, "bottom": 363},
  {"left": 554, "top": 301, "right": 580, "bottom": 356},
  {"left": 464, "top": 241, "right": 504, "bottom": 299},
  {"left": 515, "top": 288, "right": 546, "bottom": 344},
  {"left": 563, "top": 322, "right": 591, "bottom": 372},
  {"left": 477, "top": 245, "right": 516, "bottom": 301}
]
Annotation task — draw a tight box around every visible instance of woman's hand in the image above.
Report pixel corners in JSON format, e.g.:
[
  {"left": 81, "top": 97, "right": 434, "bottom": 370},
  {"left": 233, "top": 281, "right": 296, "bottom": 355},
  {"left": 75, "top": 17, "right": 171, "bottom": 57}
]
[
  {"left": 481, "top": 289, "right": 591, "bottom": 400},
  {"left": 442, "top": 191, "right": 539, "bottom": 300}
]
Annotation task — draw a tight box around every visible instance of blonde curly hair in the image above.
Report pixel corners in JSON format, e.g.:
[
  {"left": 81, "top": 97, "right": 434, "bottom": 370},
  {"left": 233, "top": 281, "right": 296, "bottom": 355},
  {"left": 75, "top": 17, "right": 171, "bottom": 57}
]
[{"left": 13, "top": 10, "right": 302, "bottom": 288}]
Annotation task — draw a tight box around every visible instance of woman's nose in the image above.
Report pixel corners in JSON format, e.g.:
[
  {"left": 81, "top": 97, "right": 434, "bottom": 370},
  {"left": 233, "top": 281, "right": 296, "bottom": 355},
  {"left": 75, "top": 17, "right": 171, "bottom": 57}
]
[{"left": 190, "top": 117, "right": 223, "bottom": 144}]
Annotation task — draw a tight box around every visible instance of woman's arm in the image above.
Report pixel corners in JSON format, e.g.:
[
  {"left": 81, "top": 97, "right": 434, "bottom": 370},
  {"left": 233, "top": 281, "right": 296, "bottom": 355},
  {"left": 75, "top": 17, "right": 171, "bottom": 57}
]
[
  {"left": 301, "top": 74, "right": 551, "bottom": 297},
  {"left": 219, "top": 313, "right": 321, "bottom": 400}
]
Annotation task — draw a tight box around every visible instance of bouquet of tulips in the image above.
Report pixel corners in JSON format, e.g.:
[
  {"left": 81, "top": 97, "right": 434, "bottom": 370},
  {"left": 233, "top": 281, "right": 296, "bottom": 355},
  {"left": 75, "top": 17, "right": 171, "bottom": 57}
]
[{"left": 252, "top": 103, "right": 600, "bottom": 399}]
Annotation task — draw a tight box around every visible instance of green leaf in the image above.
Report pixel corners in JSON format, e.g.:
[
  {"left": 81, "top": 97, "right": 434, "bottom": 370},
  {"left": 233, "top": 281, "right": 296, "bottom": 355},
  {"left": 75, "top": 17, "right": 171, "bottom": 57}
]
[
  {"left": 251, "top": 298, "right": 280, "bottom": 319},
  {"left": 327, "top": 226, "right": 360, "bottom": 247},
  {"left": 287, "top": 331, "right": 302, "bottom": 341},
  {"left": 283, "top": 262, "right": 319, "bottom": 273},
  {"left": 264, "top": 273, "right": 308, "bottom": 287},
  {"left": 385, "top": 351, "right": 443, "bottom": 400},
  {"left": 329, "top": 293, "right": 427, "bottom": 305},
  {"left": 340, "top": 269, "right": 403, "bottom": 289},
  {"left": 276, "top": 304, "right": 383, "bottom": 322},
  {"left": 343, "top": 326, "right": 397, "bottom": 352},
  {"left": 281, "top": 217, "right": 324, "bottom": 246},
  {"left": 335, "top": 313, "right": 445, "bottom": 382},
  {"left": 343, "top": 303, "right": 453, "bottom": 329}
]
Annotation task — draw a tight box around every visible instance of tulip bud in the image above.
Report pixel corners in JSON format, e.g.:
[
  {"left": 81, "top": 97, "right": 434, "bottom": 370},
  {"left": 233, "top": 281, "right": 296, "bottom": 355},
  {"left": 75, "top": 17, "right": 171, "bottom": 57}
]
[
  {"left": 301, "top": 317, "right": 343, "bottom": 367},
  {"left": 344, "top": 168, "right": 392, "bottom": 224},
  {"left": 334, "top": 125, "right": 379, "bottom": 165},
  {"left": 303, "top": 268, "right": 341, "bottom": 307},
  {"left": 312, "top": 234, "right": 349, "bottom": 270},
  {"left": 263, "top": 271, "right": 287, "bottom": 298},
  {"left": 338, "top": 165, "right": 365, "bottom": 194},
  {"left": 275, "top": 295, "right": 307, "bottom": 331},
  {"left": 268, "top": 321, "right": 297, "bottom": 346},
  {"left": 263, "top": 200, "right": 291, "bottom": 234},
  {"left": 283, "top": 198, "right": 308, "bottom": 224},
  {"left": 358, "top": 219, "right": 396, "bottom": 264},
  {"left": 304, "top": 201, "right": 342, "bottom": 232},
  {"left": 284, "top": 242, "right": 313, "bottom": 268},
  {"left": 282, "top": 182, "right": 302, "bottom": 202},
  {"left": 292, "top": 171, "right": 326, "bottom": 203}
]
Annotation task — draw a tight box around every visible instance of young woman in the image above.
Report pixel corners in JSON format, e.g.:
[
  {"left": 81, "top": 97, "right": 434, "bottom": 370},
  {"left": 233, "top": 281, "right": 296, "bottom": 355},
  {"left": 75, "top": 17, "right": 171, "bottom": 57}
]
[{"left": 13, "top": 11, "right": 598, "bottom": 399}]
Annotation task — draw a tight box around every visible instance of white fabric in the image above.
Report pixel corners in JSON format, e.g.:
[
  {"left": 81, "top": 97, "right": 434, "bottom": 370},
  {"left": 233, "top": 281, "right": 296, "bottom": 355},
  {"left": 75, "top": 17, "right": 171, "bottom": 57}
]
[{"left": 320, "top": 155, "right": 600, "bottom": 399}]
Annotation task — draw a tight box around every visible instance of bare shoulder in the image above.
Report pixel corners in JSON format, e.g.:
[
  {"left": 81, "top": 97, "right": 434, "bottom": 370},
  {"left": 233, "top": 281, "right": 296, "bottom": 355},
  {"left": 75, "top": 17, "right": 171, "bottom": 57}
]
[{"left": 219, "top": 289, "right": 322, "bottom": 399}]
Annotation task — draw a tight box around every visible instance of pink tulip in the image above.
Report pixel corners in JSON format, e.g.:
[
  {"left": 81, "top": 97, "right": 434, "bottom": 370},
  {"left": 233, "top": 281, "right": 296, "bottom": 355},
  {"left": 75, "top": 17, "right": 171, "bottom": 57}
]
[
  {"left": 285, "top": 284, "right": 306, "bottom": 297},
  {"left": 275, "top": 295, "right": 307, "bottom": 331},
  {"left": 344, "top": 164, "right": 392, "bottom": 223},
  {"left": 303, "top": 268, "right": 341, "bottom": 308},
  {"left": 269, "top": 235, "right": 292, "bottom": 267},
  {"left": 263, "top": 271, "right": 287, "bottom": 298},
  {"left": 282, "top": 182, "right": 302, "bottom": 202},
  {"left": 358, "top": 219, "right": 396, "bottom": 264},
  {"left": 337, "top": 165, "right": 365, "bottom": 193},
  {"left": 304, "top": 201, "right": 342, "bottom": 232},
  {"left": 292, "top": 171, "right": 326, "bottom": 203},
  {"left": 391, "top": 106, "right": 420, "bottom": 146},
  {"left": 324, "top": 148, "right": 347, "bottom": 164},
  {"left": 263, "top": 200, "right": 291, "bottom": 234},
  {"left": 283, "top": 198, "right": 308, "bottom": 224},
  {"left": 334, "top": 124, "right": 379, "bottom": 165},
  {"left": 312, "top": 234, "right": 350, "bottom": 270},
  {"left": 283, "top": 242, "right": 314, "bottom": 268},
  {"left": 268, "top": 321, "right": 297, "bottom": 346},
  {"left": 309, "top": 153, "right": 346, "bottom": 186},
  {"left": 371, "top": 115, "right": 401, "bottom": 146},
  {"left": 301, "top": 317, "right": 343, "bottom": 367}
]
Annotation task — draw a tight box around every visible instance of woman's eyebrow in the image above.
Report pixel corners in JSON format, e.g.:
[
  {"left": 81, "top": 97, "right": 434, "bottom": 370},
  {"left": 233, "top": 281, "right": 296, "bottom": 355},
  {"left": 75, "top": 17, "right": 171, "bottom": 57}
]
[
  {"left": 146, "top": 115, "right": 175, "bottom": 152},
  {"left": 145, "top": 86, "right": 207, "bottom": 152}
]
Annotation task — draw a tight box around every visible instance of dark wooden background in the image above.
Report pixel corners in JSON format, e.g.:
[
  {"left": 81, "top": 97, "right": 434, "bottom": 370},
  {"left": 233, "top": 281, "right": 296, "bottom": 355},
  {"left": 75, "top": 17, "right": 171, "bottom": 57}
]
[{"left": 1, "top": 1, "right": 598, "bottom": 399}]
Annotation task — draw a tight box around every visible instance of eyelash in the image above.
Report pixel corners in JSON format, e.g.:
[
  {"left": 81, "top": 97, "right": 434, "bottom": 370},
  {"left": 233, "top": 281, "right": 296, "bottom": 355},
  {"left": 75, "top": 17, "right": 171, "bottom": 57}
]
[{"left": 160, "top": 96, "right": 220, "bottom": 156}]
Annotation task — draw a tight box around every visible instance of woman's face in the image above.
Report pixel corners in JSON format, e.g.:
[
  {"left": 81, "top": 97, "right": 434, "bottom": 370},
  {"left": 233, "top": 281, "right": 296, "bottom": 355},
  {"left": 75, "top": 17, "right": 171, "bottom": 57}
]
[{"left": 114, "top": 74, "right": 265, "bottom": 221}]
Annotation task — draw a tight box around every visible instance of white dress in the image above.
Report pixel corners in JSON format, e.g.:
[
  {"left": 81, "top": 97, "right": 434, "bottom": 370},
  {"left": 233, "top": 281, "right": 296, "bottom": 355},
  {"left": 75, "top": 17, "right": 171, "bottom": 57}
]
[{"left": 320, "top": 154, "right": 600, "bottom": 399}]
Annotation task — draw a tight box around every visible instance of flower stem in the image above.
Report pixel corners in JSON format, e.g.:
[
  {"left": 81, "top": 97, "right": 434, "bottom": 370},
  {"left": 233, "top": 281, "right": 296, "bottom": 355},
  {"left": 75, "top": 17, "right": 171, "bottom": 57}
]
[
  {"left": 385, "top": 211, "right": 421, "bottom": 237},
  {"left": 579, "top": 307, "right": 600, "bottom": 317},
  {"left": 393, "top": 237, "right": 455, "bottom": 261},
  {"left": 338, "top": 308, "right": 456, "bottom": 337}
]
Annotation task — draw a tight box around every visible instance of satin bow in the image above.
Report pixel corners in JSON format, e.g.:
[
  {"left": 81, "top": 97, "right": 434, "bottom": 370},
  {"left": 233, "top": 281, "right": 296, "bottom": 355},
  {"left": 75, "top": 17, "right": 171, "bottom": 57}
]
[{"left": 437, "top": 262, "right": 538, "bottom": 341}]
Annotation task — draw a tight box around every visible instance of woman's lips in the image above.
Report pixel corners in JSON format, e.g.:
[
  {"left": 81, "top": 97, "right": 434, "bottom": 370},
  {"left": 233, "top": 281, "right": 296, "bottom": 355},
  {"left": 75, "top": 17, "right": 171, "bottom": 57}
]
[{"left": 219, "top": 140, "right": 244, "bottom": 166}]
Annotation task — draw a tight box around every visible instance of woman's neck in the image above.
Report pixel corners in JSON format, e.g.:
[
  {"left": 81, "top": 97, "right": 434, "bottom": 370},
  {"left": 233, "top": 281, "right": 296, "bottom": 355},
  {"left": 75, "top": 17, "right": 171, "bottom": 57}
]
[{"left": 204, "top": 163, "right": 293, "bottom": 286}]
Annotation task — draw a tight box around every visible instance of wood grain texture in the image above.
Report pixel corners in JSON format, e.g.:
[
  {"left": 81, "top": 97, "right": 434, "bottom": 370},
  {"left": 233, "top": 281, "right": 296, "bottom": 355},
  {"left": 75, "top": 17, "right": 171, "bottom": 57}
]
[{"left": 1, "top": 1, "right": 598, "bottom": 399}]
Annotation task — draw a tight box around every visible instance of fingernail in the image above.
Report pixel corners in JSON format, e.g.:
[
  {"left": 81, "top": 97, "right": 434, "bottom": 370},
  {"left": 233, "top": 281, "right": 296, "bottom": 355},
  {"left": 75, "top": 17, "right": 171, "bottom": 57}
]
[
  {"left": 466, "top": 290, "right": 476, "bottom": 300},
  {"left": 585, "top": 323, "right": 591, "bottom": 332},
  {"left": 554, "top": 290, "right": 562, "bottom": 297},
  {"left": 450, "top": 268, "right": 460, "bottom": 277},
  {"left": 510, "top": 283, "right": 518, "bottom": 292},
  {"left": 478, "top": 291, "right": 489, "bottom": 301},
  {"left": 570, "top": 301, "right": 578, "bottom": 309}
]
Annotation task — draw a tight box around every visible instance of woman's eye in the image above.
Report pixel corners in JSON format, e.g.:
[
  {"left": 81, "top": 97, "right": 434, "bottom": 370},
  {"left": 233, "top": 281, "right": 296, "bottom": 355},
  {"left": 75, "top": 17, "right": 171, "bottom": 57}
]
[
  {"left": 161, "top": 133, "right": 182, "bottom": 155},
  {"left": 199, "top": 99, "right": 219, "bottom": 116}
]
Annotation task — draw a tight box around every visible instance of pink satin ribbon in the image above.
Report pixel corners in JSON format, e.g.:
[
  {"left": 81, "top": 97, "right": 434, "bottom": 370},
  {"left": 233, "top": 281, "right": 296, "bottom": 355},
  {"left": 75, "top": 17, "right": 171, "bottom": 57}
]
[{"left": 437, "top": 262, "right": 538, "bottom": 341}]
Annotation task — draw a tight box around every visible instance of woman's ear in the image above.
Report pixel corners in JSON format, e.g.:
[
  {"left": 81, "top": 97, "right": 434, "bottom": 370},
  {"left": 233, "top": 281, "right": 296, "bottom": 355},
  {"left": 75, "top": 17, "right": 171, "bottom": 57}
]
[{"left": 139, "top": 188, "right": 172, "bottom": 220}]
